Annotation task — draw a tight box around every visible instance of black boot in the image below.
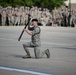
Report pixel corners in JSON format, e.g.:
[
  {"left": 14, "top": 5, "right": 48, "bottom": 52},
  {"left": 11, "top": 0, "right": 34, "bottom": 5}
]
[{"left": 45, "top": 49, "right": 50, "bottom": 58}]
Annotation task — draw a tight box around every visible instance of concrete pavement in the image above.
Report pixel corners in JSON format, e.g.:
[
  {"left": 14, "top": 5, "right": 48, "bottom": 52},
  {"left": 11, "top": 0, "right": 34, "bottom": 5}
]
[{"left": 0, "top": 26, "right": 76, "bottom": 75}]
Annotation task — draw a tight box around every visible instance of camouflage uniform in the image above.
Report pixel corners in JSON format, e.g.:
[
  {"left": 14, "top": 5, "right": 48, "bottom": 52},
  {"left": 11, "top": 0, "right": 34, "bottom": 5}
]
[
  {"left": 2, "top": 8, "right": 6, "bottom": 26},
  {"left": 23, "top": 26, "right": 41, "bottom": 58},
  {"left": 23, "top": 19, "right": 50, "bottom": 58}
]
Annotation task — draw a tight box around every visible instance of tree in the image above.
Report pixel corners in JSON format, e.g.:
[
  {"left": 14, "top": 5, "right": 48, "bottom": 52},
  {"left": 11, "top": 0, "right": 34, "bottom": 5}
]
[
  {"left": 32, "top": 0, "right": 64, "bottom": 11},
  {"left": 0, "top": 0, "right": 64, "bottom": 9}
]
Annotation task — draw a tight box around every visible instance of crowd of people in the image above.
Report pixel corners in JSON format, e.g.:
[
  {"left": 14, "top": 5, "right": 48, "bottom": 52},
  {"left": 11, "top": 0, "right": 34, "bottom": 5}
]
[
  {"left": 52, "top": 6, "right": 76, "bottom": 27},
  {"left": 0, "top": 5, "right": 76, "bottom": 27},
  {"left": 0, "top": 6, "right": 51, "bottom": 26}
]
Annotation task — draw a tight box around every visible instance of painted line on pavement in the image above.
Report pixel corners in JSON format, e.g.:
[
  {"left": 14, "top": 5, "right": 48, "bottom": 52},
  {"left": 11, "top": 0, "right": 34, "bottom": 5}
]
[{"left": 0, "top": 66, "right": 53, "bottom": 75}]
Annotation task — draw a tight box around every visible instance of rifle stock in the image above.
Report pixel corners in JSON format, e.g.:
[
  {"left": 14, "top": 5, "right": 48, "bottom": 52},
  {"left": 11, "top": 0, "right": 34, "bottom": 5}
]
[{"left": 18, "top": 14, "right": 31, "bottom": 41}]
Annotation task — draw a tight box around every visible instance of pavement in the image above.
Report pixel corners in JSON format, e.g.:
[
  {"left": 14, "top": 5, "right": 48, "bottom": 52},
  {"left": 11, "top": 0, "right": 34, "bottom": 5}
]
[{"left": 0, "top": 26, "right": 76, "bottom": 75}]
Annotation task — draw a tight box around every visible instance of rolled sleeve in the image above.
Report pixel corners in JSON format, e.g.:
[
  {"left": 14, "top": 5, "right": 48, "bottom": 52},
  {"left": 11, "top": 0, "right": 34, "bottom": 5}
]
[{"left": 32, "top": 27, "right": 39, "bottom": 35}]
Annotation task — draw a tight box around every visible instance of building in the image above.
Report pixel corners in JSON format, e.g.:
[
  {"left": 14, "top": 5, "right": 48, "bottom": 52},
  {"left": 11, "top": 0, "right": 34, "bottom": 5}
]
[{"left": 65, "top": 0, "right": 76, "bottom": 9}]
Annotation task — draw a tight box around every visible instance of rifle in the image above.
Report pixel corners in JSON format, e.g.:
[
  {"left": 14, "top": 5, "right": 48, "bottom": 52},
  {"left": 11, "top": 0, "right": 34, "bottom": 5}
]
[{"left": 18, "top": 14, "right": 31, "bottom": 41}]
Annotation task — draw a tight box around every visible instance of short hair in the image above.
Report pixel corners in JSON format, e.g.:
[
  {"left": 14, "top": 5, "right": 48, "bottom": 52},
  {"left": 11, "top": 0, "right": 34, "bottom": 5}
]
[{"left": 31, "top": 19, "right": 38, "bottom": 22}]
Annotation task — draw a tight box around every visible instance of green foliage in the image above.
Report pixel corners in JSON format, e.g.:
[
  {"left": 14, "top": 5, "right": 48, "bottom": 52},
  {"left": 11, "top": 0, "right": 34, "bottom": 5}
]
[
  {"left": 0, "top": 0, "right": 64, "bottom": 9},
  {"left": 24, "top": 0, "right": 34, "bottom": 7},
  {"left": 50, "top": 0, "right": 64, "bottom": 8}
]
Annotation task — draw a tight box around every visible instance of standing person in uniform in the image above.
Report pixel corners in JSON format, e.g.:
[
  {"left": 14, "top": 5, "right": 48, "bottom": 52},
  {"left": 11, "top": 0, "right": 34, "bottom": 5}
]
[
  {"left": 22, "top": 19, "right": 50, "bottom": 59},
  {"left": 2, "top": 8, "right": 6, "bottom": 26},
  {"left": 0, "top": 6, "right": 2, "bottom": 26},
  {"left": 62, "top": 6, "right": 68, "bottom": 27},
  {"left": 14, "top": 8, "right": 20, "bottom": 26}
]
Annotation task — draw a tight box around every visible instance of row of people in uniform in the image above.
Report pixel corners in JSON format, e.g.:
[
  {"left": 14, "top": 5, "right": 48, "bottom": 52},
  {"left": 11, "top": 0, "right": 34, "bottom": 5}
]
[
  {"left": 0, "top": 6, "right": 76, "bottom": 27},
  {"left": 0, "top": 6, "right": 51, "bottom": 26},
  {"left": 50, "top": 6, "right": 76, "bottom": 27}
]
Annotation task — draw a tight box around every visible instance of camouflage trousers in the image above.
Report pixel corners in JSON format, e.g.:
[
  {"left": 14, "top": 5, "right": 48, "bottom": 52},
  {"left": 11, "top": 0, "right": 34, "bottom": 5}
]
[{"left": 23, "top": 42, "right": 45, "bottom": 58}]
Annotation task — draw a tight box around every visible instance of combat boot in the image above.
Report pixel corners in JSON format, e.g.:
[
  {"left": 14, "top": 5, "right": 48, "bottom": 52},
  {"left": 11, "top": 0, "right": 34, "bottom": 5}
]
[
  {"left": 22, "top": 54, "right": 31, "bottom": 59},
  {"left": 45, "top": 49, "right": 50, "bottom": 58}
]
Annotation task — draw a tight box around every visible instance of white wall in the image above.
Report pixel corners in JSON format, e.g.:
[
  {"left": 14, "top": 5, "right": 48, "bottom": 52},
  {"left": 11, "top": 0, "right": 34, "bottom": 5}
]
[
  {"left": 71, "top": 0, "right": 76, "bottom": 3},
  {"left": 65, "top": 0, "right": 76, "bottom": 6}
]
